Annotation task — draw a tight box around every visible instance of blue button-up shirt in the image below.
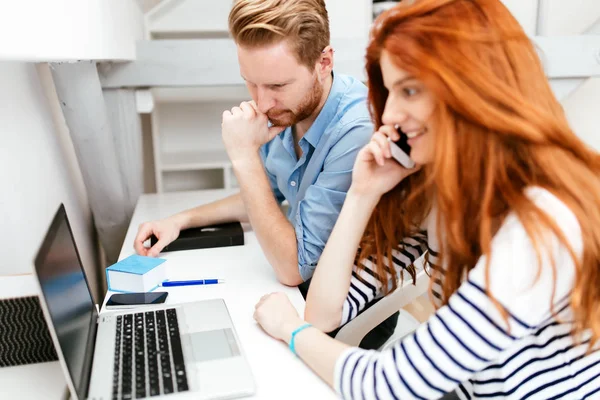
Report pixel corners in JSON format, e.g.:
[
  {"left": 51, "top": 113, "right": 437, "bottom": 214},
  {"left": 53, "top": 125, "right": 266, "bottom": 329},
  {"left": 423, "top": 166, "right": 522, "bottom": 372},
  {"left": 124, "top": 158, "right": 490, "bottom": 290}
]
[{"left": 260, "top": 73, "right": 373, "bottom": 281}]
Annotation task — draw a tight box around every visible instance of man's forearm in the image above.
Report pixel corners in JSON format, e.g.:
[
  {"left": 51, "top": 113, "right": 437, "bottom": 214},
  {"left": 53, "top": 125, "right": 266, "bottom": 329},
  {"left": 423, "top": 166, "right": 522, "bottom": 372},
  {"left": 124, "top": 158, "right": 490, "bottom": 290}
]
[
  {"left": 232, "top": 154, "right": 303, "bottom": 286},
  {"left": 173, "top": 193, "right": 249, "bottom": 230}
]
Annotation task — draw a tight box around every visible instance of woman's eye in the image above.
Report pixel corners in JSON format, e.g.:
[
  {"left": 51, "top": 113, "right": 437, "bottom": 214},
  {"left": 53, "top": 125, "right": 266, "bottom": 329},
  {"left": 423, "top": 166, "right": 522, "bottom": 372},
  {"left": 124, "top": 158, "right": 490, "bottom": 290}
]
[{"left": 403, "top": 87, "right": 419, "bottom": 97}]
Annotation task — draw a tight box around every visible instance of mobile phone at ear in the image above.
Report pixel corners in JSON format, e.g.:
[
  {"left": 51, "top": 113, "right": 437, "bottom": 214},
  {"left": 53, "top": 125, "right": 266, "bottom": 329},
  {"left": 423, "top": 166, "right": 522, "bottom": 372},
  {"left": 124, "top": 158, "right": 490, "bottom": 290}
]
[
  {"left": 388, "top": 131, "right": 415, "bottom": 169},
  {"left": 105, "top": 292, "right": 168, "bottom": 309}
]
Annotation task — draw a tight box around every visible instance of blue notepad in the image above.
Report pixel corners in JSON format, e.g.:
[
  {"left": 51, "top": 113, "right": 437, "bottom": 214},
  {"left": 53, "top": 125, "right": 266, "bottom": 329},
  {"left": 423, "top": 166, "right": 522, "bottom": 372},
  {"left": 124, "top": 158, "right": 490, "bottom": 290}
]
[{"left": 106, "top": 254, "right": 166, "bottom": 293}]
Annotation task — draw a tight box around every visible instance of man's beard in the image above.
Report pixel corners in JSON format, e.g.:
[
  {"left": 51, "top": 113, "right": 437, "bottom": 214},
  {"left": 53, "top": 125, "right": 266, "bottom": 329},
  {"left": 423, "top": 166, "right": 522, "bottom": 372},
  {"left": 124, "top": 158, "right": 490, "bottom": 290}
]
[{"left": 267, "top": 75, "right": 324, "bottom": 127}]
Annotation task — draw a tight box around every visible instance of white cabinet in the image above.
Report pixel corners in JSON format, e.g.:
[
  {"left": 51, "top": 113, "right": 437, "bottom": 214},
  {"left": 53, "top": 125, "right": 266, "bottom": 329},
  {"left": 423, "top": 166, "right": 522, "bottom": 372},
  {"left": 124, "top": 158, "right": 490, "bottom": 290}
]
[
  {"left": 149, "top": 86, "right": 251, "bottom": 192},
  {"left": 143, "top": 0, "right": 373, "bottom": 193}
]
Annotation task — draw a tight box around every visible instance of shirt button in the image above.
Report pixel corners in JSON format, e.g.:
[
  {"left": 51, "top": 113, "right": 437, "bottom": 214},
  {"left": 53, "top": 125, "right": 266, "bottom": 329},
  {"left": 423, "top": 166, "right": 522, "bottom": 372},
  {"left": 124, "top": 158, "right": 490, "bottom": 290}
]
[{"left": 290, "top": 181, "right": 297, "bottom": 187}]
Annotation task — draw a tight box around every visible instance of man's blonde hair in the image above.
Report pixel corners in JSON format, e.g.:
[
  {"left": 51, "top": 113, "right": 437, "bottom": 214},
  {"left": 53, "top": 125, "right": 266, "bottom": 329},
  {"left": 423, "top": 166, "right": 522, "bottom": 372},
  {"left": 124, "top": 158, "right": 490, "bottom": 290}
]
[{"left": 228, "top": 0, "right": 330, "bottom": 69}]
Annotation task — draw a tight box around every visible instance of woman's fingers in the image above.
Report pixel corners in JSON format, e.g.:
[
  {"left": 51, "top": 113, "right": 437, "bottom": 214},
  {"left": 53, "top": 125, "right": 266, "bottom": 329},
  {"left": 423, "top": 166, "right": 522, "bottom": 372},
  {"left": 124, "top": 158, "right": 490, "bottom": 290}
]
[
  {"left": 378, "top": 124, "right": 401, "bottom": 141},
  {"left": 371, "top": 131, "right": 392, "bottom": 158},
  {"left": 366, "top": 140, "right": 386, "bottom": 166}
]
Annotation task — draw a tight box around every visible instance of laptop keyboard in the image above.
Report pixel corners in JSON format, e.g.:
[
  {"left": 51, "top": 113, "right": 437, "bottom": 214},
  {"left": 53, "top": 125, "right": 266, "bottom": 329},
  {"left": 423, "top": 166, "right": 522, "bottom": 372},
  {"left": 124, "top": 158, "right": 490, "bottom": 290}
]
[{"left": 112, "top": 308, "right": 189, "bottom": 399}]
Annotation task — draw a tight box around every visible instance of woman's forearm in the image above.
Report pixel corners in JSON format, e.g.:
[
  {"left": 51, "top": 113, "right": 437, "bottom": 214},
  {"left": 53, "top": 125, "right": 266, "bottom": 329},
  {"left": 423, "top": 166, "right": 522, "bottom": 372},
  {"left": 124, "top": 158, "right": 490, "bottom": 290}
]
[
  {"left": 304, "top": 189, "right": 381, "bottom": 331},
  {"left": 281, "top": 318, "right": 351, "bottom": 388}
]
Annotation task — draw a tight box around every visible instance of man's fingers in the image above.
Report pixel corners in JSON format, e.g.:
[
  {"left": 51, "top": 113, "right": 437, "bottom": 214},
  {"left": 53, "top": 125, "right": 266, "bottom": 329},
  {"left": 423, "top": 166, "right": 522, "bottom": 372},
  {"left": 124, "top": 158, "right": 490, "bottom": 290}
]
[
  {"left": 147, "top": 238, "right": 168, "bottom": 257},
  {"left": 248, "top": 101, "right": 269, "bottom": 121},
  {"left": 134, "top": 225, "right": 153, "bottom": 255},
  {"left": 268, "top": 125, "right": 286, "bottom": 141},
  {"left": 147, "top": 247, "right": 161, "bottom": 258},
  {"left": 248, "top": 101, "right": 260, "bottom": 113},
  {"left": 239, "top": 101, "right": 256, "bottom": 118},
  {"left": 135, "top": 246, "right": 151, "bottom": 257},
  {"left": 135, "top": 242, "right": 151, "bottom": 256},
  {"left": 133, "top": 238, "right": 146, "bottom": 255}
]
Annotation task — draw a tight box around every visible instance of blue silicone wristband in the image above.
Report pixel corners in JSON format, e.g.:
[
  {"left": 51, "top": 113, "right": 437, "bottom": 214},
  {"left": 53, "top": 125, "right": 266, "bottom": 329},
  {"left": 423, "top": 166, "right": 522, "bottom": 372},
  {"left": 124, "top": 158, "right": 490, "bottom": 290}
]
[{"left": 289, "top": 323, "right": 312, "bottom": 356}]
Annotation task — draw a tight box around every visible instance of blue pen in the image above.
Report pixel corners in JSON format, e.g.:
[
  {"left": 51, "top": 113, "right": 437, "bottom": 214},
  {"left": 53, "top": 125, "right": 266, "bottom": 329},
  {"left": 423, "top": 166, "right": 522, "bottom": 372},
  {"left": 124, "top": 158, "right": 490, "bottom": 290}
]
[{"left": 161, "top": 279, "right": 225, "bottom": 287}]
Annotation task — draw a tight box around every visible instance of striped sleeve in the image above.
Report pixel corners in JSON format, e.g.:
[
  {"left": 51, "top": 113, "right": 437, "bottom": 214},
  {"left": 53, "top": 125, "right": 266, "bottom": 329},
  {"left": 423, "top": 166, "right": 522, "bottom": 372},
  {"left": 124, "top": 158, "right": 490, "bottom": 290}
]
[
  {"left": 335, "top": 277, "right": 535, "bottom": 399},
  {"left": 334, "top": 190, "right": 584, "bottom": 399},
  {"left": 340, "top": 231, "right": 428, "bottom": 326}
]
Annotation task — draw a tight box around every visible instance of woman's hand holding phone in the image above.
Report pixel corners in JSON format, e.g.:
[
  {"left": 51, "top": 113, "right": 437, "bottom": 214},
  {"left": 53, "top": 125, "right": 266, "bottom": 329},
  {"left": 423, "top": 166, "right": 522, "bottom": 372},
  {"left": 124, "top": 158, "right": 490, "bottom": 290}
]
[
  {"left": 388, "top": 133, "right": 416, "bottom": 169},
  {"left": 350, "top": 125, "right": 420, "bottom": 200}
]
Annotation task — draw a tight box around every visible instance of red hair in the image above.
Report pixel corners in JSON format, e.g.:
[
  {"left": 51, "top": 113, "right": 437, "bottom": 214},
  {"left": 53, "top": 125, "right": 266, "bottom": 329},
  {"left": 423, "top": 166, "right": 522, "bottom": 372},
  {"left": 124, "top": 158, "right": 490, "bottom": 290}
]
[{"left": 358, "top": 0, "right": 600, "bottom": 344}]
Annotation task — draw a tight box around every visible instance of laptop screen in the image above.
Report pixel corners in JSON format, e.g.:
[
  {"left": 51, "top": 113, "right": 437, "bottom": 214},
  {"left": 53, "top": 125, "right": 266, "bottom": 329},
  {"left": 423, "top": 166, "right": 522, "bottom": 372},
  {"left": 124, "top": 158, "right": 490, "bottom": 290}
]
[{"left": 34, "top": 204, "right": 98, "bottom": 400}]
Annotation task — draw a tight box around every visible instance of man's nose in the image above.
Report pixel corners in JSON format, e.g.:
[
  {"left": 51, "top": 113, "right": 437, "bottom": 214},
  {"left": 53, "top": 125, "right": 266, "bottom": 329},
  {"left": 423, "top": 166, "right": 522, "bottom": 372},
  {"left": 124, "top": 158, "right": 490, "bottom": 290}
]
[{"left": 256, "top": 88, "right": 276, "bottom": 114}]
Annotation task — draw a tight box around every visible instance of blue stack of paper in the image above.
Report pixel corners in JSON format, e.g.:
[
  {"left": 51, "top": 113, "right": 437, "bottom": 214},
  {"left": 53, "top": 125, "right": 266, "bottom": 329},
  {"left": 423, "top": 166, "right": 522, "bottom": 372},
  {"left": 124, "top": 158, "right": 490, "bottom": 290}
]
[{"left": 106, "top": 255, "right": 166, "bottom": 293}]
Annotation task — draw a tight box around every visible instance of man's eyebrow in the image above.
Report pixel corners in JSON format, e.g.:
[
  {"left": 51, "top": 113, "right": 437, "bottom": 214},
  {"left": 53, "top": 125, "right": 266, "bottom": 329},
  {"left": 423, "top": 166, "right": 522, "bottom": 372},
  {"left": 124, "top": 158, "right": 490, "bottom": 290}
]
[
  {"left": 268, "top": 79, "right": 295, "bottom": 86},
  {"left": 240, "top": 76, "right": 295, "bottom": 86}
]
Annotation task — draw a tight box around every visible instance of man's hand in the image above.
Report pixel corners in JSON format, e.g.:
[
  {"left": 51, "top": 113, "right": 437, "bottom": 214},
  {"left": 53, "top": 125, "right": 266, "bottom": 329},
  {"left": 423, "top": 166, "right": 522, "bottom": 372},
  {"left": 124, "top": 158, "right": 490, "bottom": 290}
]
[
  {"left": 133, "top": 217, "right": 182, "bottom": 257},
  {"left": 221, "top": 101, "right": 285, "bottom": 164}
]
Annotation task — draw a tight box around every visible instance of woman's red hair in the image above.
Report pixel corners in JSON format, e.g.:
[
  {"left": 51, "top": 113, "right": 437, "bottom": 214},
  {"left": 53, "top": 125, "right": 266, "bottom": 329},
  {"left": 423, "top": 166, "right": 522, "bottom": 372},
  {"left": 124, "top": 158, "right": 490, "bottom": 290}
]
[{"left": 358, "top": 0, "right": 600, "bottom": 345}]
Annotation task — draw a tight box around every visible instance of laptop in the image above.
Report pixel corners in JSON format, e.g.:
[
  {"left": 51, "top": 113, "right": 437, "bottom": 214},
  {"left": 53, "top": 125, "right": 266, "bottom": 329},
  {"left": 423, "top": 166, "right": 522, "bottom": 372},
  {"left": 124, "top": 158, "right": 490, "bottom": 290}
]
[{"left": 33, "top": 204, "right": 255, "bottom": 399}]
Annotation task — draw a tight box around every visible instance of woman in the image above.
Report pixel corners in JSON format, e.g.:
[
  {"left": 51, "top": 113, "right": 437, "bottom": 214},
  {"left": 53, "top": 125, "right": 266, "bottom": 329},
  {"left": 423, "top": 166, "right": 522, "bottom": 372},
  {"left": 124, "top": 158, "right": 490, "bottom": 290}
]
[{"left": 253, "top": 0, "right": 600, "bottom": 399}]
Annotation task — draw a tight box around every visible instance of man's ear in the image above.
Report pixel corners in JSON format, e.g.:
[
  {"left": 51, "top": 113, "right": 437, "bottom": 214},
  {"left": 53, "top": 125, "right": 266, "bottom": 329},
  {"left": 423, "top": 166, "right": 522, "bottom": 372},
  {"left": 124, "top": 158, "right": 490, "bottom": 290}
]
[{"left": 317, "top": 45, "right": 334, "bottom": 79}]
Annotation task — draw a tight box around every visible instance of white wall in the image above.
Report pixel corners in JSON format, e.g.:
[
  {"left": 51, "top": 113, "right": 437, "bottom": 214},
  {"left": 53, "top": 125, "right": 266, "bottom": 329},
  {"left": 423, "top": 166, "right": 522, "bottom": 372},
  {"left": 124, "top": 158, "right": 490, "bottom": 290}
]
[
  {"left": 146, "top": 0, "right": 371, "bottom": 41},
  {"left": 0, "top": 61, "right": 101, "bottom": 301},
  {"left": 538, "top": 0, "right": 600, "bottom": 35},
  {"left": 538, "top": 1, "right": 600, "bottom": 151},
  {"left": 147, "top": 0, "right": 234, "bottom": 37},
  {"left": 0, "top": 0, "right": 144, "bottom": 62},
  {"left": 0, "top": 0, "right": 146, "bottom": 301}
]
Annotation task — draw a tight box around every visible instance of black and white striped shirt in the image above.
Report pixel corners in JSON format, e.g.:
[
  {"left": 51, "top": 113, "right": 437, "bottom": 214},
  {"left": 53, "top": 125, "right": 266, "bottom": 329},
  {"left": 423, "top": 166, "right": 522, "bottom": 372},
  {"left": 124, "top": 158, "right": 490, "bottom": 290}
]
[{"left": 334, "top": 188, "right": 600, "bottom": 399}]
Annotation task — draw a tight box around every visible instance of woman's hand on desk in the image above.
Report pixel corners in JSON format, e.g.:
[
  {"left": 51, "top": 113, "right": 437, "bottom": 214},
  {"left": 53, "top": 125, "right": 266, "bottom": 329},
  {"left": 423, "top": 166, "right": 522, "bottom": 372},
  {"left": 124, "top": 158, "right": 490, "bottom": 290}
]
[
  {"left": 254, "top": 292, "right": 305, "bottom": 342},
  {"left": 254, "top": 292, "right": 350, "bottom": 389},
  {"left": 134, "top": 217, "right": 182, "bottom": 257}
]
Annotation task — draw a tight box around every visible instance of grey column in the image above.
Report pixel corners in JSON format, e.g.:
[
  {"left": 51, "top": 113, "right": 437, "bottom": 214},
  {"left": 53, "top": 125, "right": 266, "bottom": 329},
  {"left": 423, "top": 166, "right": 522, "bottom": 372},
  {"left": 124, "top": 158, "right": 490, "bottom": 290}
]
[{"left": 50, "top": 61, "right": 143, "bottom": 265}]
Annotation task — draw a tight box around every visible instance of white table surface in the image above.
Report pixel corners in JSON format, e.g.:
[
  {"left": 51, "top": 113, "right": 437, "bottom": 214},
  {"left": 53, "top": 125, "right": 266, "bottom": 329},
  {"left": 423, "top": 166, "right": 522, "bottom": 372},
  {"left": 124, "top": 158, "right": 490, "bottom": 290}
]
[{"left": 106, "top": 189, "right": 337, "bottom": 400}]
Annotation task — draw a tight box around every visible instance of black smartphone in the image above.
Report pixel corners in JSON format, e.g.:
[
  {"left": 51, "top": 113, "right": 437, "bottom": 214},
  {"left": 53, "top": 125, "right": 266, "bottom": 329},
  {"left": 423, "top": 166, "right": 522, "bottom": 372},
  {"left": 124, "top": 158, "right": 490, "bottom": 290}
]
[
  {"left": 105, "top": 292, "right": 168, "bottom": 309},
  {"left": 388, "top": 128, "right": 416, "bottom": 169}
]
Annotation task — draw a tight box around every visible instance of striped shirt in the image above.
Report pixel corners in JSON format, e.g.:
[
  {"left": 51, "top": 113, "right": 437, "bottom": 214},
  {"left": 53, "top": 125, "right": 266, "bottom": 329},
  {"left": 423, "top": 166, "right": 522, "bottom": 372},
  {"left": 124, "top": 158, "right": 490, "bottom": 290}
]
[{"left": 334, "top": 188, "right": 600, "bottom": 399}]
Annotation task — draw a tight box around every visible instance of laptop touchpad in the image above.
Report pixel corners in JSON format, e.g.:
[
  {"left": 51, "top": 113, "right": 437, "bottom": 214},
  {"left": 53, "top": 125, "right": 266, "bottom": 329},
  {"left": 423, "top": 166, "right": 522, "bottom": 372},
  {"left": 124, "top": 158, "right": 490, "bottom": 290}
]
[{"left": 186, "top": 328, "right": 240, "bottom": 363}]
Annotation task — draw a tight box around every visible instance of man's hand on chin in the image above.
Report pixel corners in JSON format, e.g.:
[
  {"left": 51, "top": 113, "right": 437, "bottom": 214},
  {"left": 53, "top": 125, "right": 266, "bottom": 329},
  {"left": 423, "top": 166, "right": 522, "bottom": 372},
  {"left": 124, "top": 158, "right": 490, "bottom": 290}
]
[{"left": 221, "top": 101, "right": 286, "bottom": 164}]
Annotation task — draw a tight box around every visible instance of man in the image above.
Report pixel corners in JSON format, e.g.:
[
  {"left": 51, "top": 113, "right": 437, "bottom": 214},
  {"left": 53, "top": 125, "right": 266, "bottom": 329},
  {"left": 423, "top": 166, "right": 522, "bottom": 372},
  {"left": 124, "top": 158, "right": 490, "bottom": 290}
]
[{"left": 134, "top": 0, "right": 372, "bottom": 288}]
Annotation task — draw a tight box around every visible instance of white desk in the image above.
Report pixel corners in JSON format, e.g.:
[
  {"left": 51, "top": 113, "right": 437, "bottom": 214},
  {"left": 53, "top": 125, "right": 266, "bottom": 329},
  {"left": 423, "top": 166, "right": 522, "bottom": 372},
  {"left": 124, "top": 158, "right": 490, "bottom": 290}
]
[{"left": 107, "top": 189, "right": 337, "bottom": 400}]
